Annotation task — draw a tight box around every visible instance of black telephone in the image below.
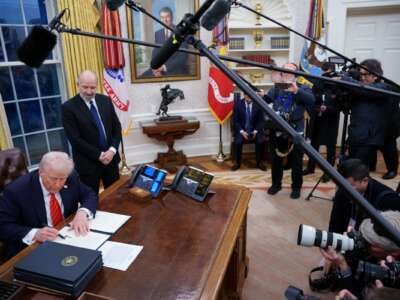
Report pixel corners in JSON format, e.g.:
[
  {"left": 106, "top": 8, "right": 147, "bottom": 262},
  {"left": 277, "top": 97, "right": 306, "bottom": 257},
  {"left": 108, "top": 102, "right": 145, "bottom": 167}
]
[
  {"left": 128, "top": 164, "right": 167, "bottom": 197},
  {"left": 171, "top": 166, "right": 214, "bottom": 202}
]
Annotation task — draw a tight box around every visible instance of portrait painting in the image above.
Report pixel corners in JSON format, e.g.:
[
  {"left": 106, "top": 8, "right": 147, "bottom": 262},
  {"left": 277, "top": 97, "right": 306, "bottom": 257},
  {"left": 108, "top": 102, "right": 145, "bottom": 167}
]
[{"left": 127, "top": 0, "right": 200, "bottom": 83}]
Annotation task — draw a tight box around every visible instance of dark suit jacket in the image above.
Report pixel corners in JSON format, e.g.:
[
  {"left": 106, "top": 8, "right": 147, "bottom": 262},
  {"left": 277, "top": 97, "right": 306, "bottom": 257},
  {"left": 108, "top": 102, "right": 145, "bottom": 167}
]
[
  {"left": 62, "top": 94, "right": 122, "bottom": 176},
  {"left": 0, "top": 170, "right": 97, "bottom": 258},
  {"left": 233, "top": 99, "right": 264, "bottom": 144},
  {"left": 151, "top": 28, "right": 189, "bottom": 76}
]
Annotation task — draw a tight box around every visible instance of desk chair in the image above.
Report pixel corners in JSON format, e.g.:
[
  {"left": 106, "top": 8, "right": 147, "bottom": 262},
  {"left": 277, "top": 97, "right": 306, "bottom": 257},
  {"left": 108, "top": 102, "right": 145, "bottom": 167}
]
[{"left": 0, "top": 148, "right": 28, "bottom": 264}]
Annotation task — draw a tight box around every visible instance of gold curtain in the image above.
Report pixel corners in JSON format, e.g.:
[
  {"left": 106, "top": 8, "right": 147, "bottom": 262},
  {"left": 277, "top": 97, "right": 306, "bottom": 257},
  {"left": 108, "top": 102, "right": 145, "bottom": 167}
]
[
  {"left": 0, "top": 93, "right": 12, "bottom": 150},
  {"left": 58, "top": 0, "right": 104, "bottom": 97}
]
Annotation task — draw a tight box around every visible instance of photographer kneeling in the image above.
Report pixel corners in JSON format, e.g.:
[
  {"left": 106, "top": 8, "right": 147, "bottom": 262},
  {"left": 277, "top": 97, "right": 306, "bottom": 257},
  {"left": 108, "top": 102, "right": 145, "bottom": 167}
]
[
  {"left": 320, "top": 211, "right": 400, "bottom": 298},
  {"left": 328, "top": 158, "right": 400, "bottom": 234}
]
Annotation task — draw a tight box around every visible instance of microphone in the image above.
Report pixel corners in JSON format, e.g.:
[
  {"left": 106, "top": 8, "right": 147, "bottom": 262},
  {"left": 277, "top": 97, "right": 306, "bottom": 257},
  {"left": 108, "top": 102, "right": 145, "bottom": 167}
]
[
  {"left": 17, "top": 26, "right": 57, "bottom": 68},
  {"left": 17, "top": 9, "right": 68, "bottom": 68},
  {"left": 48, "top": 8, "right": 67, "bottom": 30},
  {"left": 150, "top": 34, "right": 184, "bottom": 70},
  {"left": 201, "top": 0, "right": 232, "bottom": 31},
  {"left": 105, "top": 0, "right": 126, "bottom": 11}
]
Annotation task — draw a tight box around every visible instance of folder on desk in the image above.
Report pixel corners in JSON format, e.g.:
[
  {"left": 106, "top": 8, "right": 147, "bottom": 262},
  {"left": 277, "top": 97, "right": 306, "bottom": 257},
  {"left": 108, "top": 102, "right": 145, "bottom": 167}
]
[{"left": 14, "top": 241, "right": 103, "bottom": 297}]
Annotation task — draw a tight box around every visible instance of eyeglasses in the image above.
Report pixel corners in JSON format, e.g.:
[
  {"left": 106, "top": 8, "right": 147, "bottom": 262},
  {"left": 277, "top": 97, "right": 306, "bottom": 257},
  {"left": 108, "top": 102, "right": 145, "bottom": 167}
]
[{"left": 360, "top": 72, "right": 370, "bottom": 77}]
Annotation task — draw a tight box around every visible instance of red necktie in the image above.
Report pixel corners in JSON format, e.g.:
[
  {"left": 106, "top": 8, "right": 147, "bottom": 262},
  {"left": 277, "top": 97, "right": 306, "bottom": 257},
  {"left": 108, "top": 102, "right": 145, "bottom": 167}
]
[{"left": 50, "top": 193, "right": 63, "bottom": 226}]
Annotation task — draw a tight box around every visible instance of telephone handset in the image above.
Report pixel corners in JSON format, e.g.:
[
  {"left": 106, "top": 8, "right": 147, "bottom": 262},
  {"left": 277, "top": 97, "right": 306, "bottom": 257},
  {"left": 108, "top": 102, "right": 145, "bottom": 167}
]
[
  {"left": 171, "top": 166, "right": 214, "bottom": 202},
  {"left": 128, "top": 164, "right": 167, "bottom": 197}
]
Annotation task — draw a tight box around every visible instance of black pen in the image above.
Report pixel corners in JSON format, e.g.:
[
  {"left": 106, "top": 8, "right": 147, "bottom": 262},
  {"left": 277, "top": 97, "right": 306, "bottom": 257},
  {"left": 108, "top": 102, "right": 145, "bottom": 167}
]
[{"left": 42, "top": 223, "right": 66, "bottom": 239}]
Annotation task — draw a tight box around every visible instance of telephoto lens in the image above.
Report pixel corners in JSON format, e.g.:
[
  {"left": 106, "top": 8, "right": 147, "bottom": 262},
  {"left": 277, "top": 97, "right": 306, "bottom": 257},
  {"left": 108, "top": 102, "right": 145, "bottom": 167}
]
[
  {"left": 357, "top": 261, "right": 400, "bottom": 288},
  {"left": 297, "top": 224, "right": 355, "bottom": 252}
]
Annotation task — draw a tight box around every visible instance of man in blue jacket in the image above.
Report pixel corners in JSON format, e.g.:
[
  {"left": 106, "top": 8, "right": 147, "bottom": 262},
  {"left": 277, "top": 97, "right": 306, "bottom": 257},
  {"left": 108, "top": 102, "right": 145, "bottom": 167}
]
[
  {"left": 0, "top": 151, "right": 97, "bottom": 259},
  {"left": 264, "top": 63, "right": 315, "bottom": 199}
]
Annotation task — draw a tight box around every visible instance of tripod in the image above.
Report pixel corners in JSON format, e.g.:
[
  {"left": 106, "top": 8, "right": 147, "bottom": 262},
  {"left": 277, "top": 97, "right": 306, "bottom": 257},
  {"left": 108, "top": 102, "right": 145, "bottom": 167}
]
[{"left": 305, "top": 109, "right": 349, "bottom": 201}]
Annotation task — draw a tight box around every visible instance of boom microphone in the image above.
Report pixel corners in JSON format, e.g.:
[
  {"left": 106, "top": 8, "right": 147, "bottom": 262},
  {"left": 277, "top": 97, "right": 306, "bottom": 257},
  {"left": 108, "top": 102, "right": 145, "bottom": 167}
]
[
  {"left": 17, "top": 26, "right": 57, "bottom": 68},
  {"left": 201, "top": 0, "right": 232, "bottom": 31},
  {"left": 150, "top": 34, "right": 184, "bottom": 70},
  {"left": 105, "top": 0, "right": 126, "bottom": 11}
]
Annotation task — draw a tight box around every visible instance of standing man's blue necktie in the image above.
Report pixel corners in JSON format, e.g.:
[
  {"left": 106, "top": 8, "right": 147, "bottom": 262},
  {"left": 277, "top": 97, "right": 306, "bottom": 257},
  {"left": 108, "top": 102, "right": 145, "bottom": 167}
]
[
  {"left": 245, "top": 104, "right": 252, "bottom": 134},
  {"left": 89, "top": 101, "right": 108, "bottom": 150}
]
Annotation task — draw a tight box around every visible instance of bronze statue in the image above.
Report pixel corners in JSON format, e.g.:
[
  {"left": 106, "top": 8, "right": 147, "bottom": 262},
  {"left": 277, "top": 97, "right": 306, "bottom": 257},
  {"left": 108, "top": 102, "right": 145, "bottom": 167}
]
[{"left": 157, "top": 84, "right": 185, "bottom": 120}]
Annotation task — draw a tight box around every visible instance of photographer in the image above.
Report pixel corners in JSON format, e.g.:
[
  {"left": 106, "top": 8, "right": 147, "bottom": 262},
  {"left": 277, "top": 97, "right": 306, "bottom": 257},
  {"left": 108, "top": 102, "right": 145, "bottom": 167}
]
[
  {"left": 343, "top": 59, "right": 392, "bottom": 169},
  {"left": 263, "top": 63, "right": 315, "bottom": 199},
  {"left": 328, "top": 158, "right": 400, "bottom": 234},
  {"left": 321, "top": 211, "right": 400, "bottom": 298},
  {"left": 303, "top": 62, "right": 340, "bottom": 182}
]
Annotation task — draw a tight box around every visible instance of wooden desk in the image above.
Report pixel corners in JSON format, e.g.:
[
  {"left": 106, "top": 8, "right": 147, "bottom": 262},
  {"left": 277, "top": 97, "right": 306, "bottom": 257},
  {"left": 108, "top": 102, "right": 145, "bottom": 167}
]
[
  {"left": 0, "top": 177, "right": 251, "bottom": 300},
  {"left": 141, "top": 119, "right": 200, "bottom": 172}
]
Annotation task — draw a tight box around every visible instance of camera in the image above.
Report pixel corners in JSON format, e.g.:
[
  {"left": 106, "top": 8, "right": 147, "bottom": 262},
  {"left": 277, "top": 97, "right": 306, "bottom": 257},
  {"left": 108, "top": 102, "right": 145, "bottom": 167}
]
[
  {"left": 357, "top": 260, "right": 400, "bottom": 288},
  {"left": 297, "top": 224, "right": 365, "bottom": 252},
  {"left": 284, "top": 285, "right": 320, "bottom": 300}
]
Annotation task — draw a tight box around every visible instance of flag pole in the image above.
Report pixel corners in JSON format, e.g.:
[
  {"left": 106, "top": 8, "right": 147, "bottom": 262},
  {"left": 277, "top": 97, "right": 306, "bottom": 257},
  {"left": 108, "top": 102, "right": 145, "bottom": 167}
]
[
  {"left": 216, "top": 124, "right": 226, "bottom": 162},
  {"left": 119, "top": 137, "right": 131, "bottom": 175}
]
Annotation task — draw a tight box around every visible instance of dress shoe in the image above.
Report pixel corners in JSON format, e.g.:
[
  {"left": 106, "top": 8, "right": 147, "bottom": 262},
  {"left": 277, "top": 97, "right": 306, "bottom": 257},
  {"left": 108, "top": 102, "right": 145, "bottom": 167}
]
[
  {"left": 302, "top": 168, "right": 314, "bottom": 176},
  {"left": 257, "top": 162, "right": 267, "bottom": 171},
  {"left": 382, "top": 171, "right": 397, "bottom": 180},
  {"left": 267, "top": 185, "right": 281, "bottom": 195},
  {"left": 321, "top": 173, "right": 330, "bottom": 183},
  {"left": 231, "top": 164, "right": 240, "bottom": 171},
  {"left": 290, "top": 189, "right": 301, "bottom": 199}
]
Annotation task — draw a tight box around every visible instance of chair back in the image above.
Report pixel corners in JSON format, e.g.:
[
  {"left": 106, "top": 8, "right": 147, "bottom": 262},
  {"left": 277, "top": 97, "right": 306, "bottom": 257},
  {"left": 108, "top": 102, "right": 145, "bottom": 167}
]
[{"left": 0, "top": 148, "right": 28, "bottom": 193}]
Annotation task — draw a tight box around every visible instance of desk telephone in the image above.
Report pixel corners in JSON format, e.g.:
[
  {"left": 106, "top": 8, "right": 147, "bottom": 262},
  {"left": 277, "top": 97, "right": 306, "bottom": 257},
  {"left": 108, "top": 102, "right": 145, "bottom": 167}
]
[
  {"left": 128, "top": 164, "right": 167, "bottom": 197},
  {"left": 171, "top": 166, "right": 214, "bottom": 202}
]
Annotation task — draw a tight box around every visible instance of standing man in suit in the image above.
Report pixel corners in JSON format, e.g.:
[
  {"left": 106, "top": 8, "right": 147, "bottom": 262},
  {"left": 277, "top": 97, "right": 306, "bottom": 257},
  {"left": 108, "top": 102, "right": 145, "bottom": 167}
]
[
  {"left": 62, "top": 70, "right": 122, "bottom": 194},
  {"left": 232, "top": 95, "right": 266, "bottom": 171},
  {"left": 0, "top": 151, "right": 97, "bottom": 259},
  {"left": 149, "top": 6, "right": 189, "bottom": 77}
]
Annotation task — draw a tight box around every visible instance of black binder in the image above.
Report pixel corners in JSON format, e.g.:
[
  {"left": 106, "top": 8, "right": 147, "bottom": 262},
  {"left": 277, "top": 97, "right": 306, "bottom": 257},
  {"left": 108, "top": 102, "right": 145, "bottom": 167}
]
[{"left": 14, "top": 241, "right": 103, "bottom": 296}]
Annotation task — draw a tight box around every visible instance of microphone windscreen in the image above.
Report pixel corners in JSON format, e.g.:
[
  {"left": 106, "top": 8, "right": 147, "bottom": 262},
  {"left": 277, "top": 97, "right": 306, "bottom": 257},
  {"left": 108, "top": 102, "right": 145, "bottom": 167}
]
[
  {"left": 150, "top": 35, "right": 182, "bottom": 70},
  {"left": 106, "top": 0, "right": 125, "bottom": 11},
  {"left": 17, "top": 26, "right": 57, "bottom": 68},
  {"left": 201, "top": 0, "right": 231, "bottom": 31}
]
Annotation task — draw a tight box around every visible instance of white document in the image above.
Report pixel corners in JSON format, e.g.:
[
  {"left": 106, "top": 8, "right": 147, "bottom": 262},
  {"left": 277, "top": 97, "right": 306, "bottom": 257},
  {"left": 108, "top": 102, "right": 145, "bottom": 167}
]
[
  {"left": 89, "top": 210, "right": 131, "bottom": 234},
  {"left": 99, "top": 241, "right": 143, "bottom": 271},
  {"left": 53, "top": 226, "right": 110, "bottom": 250}
]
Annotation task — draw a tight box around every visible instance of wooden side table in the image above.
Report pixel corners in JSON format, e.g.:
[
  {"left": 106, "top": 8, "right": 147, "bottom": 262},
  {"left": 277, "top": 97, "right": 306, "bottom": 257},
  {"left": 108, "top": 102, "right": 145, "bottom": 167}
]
[{"left": 141, "top": 118, "right": 200, "bottom": 172}]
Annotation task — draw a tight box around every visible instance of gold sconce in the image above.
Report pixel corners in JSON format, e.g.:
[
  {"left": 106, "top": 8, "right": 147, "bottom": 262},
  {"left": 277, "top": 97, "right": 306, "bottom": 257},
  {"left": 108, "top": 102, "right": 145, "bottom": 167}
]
[{"left": 253, "top": 30, "right": 263, "bottom": 48}]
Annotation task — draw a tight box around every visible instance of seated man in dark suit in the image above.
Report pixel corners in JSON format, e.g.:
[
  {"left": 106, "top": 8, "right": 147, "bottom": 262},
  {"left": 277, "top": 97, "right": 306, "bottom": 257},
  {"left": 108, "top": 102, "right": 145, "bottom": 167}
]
[
  {"left": 232, "top": 95, "right": 266, "bottom": 171},
  {"left": 0, "top": 151, "right": 97, "bottom": 259}
]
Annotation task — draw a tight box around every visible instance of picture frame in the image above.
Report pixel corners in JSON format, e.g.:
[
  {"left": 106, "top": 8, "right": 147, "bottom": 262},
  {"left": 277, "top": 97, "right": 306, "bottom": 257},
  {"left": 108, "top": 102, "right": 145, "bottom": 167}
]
[{"left": 126, "top": 0, "right": 201, "bottom": 83}]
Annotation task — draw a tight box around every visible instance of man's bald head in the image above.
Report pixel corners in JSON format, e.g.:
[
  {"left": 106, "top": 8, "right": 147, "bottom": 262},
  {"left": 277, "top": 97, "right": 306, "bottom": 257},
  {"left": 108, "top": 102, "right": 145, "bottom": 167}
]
[{"left": 77, "top": 70, "right": 98, "bottom": 101}]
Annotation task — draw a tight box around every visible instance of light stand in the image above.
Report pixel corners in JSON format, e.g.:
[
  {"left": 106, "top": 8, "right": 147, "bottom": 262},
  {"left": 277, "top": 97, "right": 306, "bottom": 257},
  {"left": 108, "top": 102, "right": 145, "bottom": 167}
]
[{"left": 49, "top": 2, "right": 400, "bottom": 246}]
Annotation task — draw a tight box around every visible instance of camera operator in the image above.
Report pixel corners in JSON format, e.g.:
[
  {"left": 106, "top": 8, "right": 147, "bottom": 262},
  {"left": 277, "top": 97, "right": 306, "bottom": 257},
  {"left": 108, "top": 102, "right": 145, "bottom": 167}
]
[
  {"left": 303, "top": 62, "right": 340, "bottom": 182},
  {"left": 342, "top": 59, "right": 392, "bottom": 169},
  {"left": 262, "top": 62, "right": 315, "bottom": 199},
  {"left": 321, "top": 211, "right": 400, "bottom": 298},
  {"left": 328, "top": 158, "right": 400, "bottom": 234}
]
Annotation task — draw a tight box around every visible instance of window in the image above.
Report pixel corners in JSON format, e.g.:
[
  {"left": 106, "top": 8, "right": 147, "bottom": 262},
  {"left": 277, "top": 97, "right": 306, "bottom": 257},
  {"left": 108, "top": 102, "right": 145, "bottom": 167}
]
[{"left": 0, "top": 0, "right": 68, "bottom": 167}]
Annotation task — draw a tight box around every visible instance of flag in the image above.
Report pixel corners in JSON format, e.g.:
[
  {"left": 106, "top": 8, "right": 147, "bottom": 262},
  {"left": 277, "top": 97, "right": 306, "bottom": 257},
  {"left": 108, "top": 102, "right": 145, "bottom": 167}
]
[
  {"left": 208, "top": 66, "right": 234, "bottom": 125},
  {"left": 299, "top": 0, "right": 327, "bottom": 84},
  {"left": 101, "top": 1, "right": 131, "bottom": 136}
]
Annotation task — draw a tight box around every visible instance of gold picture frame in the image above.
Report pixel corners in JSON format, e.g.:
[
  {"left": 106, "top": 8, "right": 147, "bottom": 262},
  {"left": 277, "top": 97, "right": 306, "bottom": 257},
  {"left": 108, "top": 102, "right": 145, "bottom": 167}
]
[{"left": 126, "top": 0, "right": 201, "bottom": 83}]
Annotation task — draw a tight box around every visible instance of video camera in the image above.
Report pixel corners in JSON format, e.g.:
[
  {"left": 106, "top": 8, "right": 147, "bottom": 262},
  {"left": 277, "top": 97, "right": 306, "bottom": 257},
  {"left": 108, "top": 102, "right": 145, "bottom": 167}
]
[
  {"left": 357, "top": 260, "right": 400, "bottom": 288},
  {"left": 284, "top": 285, "right": 320, "bottom": 300}
]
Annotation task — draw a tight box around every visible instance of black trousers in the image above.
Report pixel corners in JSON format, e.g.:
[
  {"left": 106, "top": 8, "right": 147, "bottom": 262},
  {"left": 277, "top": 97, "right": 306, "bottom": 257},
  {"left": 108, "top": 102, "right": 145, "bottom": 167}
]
[
  {"left": 348, "top": 145, "right": 377, "bottom": 169},
  {"left": 235, "top": 142, "right": 263, "bottom": 165},
  {"left": 270, "top": 142, "right": 303, "bottom": 190},
  {"left": 79, "top": 163, "right": 120, "bottom": 194},
  {"left": 307, "top": 140, "right": 336, "bottom": 171},
  {"left": 370, "top": 132, "right": 399, "bottom": 173}
]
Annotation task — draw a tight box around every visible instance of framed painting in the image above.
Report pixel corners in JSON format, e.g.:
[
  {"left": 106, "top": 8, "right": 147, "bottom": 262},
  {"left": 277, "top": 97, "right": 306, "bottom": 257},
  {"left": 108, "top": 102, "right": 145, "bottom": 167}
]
[{"left": 126, "top": 0, "right": 201, "bottom": 83}]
